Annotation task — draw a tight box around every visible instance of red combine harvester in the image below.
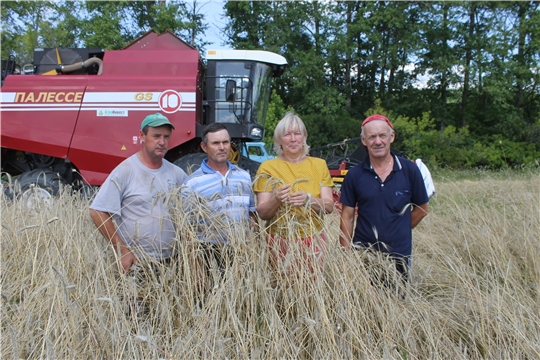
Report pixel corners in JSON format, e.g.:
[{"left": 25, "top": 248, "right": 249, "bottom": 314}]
[
  {"left": 310, "top": 138, "right": 367, "bottom": 211},
  {"left": 1, "top": 30, "right": 287, "bottom": 201}
]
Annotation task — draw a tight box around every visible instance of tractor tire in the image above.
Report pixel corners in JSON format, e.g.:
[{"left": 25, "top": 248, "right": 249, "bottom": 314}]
[
  {"left": 14, "top": 169, "right": 66, "bottom": 207},
  {"left": 2, "top": 179, "right": 15, "bottom": 200},
  {"left": 173, "top": 153, "right": 207, "bottom": 175},
  {"left": 71, "top": 172, "right": 98, "bottom": 200},
  {"left": 236, "top": 155, "right": 261, "bottom": 179},
  {"left": 79, "top": 184, "right": 98, "bottom": 200}
]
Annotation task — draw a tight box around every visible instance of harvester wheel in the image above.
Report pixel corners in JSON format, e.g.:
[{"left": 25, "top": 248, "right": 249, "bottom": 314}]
[
  {"left": 14, "top": 169, "right": 66, "bottom": 207},
  {"left": 173, "top": 153, "right": 207, "bottom": 175},
  {"left": 2, "top": 180, "right": 15, "bottom": 200}
]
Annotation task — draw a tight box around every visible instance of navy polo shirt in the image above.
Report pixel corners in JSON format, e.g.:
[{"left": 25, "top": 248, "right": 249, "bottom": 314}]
[{"left": 340, "top": 155, "right": 428, "bottom": 257}]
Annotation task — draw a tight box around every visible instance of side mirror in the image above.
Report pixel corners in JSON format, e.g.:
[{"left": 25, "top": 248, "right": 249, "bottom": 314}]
[{"left": 226, "top": 79, "right": 236, "bottom": 102}]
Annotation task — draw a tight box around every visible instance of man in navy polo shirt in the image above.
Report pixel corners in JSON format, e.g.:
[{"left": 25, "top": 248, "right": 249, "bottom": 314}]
[{"left": 339, "top": 114, "right": 429, "bottom": 282}]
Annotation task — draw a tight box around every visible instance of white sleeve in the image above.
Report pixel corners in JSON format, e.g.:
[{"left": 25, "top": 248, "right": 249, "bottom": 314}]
[
  {"left": 415, "top": 159, "right": 435, "bottom": 199},
  {"left": 89, "top": 171, "right": 124, "bottom": 215}
]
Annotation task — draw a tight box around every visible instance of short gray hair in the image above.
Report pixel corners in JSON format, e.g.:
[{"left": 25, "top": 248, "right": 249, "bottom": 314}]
[{"left": 361, "top": 124, "right": 394, "bottom": 138}]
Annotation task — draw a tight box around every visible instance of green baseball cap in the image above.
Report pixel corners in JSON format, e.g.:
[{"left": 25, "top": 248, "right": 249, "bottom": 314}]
[{"left": 141, "top": 113, "right": 175, "bottom": 130}]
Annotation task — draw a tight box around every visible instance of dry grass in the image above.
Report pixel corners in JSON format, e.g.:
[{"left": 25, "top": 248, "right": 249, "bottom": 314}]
[{"left": 1, "top": 171, "right": 539, "bottom": 359}]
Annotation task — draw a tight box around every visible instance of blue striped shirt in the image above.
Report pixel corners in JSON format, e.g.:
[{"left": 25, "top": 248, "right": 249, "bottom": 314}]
[{"left": 181, "top": 159, "right": 255, "bottom": 243}]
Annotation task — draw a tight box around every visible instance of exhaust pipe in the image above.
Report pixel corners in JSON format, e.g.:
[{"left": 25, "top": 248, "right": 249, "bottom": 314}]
[{"left": 56, "top": 57, "right": 103, "bottom": 75}]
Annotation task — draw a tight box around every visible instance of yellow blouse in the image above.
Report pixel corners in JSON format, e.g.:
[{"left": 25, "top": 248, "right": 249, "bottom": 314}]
[{"left": 253, "top": 156, "right": 334, "bottom": 239}]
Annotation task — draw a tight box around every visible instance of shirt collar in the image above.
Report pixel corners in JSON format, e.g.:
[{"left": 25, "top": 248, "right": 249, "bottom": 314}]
[
  {"left": 363, "top": 154, "right": 402, "bottom": 172},
  {"left": 200, "top": 158, "right": 235, "bottom": 174}
]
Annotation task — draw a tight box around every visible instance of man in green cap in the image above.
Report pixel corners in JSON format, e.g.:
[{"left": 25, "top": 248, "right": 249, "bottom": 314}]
[{"left": 90, "top": 113, "right": 187, "bottom": 274}]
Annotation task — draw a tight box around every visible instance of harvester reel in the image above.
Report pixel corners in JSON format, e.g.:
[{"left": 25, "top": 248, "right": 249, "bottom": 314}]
[{"left": 228, "top": 143, "right": 240, "bottom": 164}]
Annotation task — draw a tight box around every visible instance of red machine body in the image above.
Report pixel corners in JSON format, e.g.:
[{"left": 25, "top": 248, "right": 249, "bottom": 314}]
[{"left": 1, "top": 31, "right": 203, "bottom": 185}]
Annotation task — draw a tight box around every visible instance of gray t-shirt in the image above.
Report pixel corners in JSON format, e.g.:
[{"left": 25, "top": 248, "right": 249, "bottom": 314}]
[{"left": 90, "top": 154, "right": 187, "bottom": 260}]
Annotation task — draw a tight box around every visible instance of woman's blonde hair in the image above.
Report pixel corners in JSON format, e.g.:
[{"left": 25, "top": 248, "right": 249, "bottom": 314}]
[{"left": 273, "top": 112, "right": 310, "bottom": 157}]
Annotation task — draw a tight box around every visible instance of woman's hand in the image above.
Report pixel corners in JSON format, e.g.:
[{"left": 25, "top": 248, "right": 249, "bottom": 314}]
[
  {"left": 274, "top": 184, "right": 292, "bottom": 203},
  {"left": 257, "top": 184, "right": 292, "bottom": 220},
  {"left": 288, "top": 191, "right": 310, "bottom": 207}
]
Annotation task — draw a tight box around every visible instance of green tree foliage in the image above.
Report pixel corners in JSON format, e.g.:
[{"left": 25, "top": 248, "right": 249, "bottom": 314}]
[
  {"left": 81, "top": 1, "right": 189, "bottom": 49},
  {"left": 1, "top": 1, "right": 27, "bottom": 61},
  {"left": 221, "top": 0, "right": 539, "bottom": 169},
  {"left": 1, "top": 1, "right": 62, "bottom": 64},
  {"left": 2, "top": 1, "right": 539, "bottom": 169},
  {"left": 264, "top": 89, "right": 294, "bottom": 147},
  {"left": 123, "top": 1, "right": 188, "bottom": 37},
  {"left": 183, "top": 0, "right": 210, "bottom": 49},
  {"left": 1, "top": 0, "right": 208, "bottom": 58},
  {"left": 81, "top": 1, "right": 130, "bottom": 49},
  {"left": 375, "top": 99, "right": 540, "bottom": 168},
  {"left": 223, "top": 1, "right": 277, "bottom": 50}
]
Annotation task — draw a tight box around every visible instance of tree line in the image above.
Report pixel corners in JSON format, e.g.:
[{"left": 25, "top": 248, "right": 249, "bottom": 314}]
[{"left": 2, "top": 1, "right": 539, "bottom": 168}]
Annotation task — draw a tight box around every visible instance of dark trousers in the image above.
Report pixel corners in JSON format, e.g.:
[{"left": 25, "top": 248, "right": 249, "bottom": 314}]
[
  {"left": 195, "top": 243, "right": 232, "bottom": 302},
  {"left": 392, "top": 256, "right": 410, "bottom": 284},
  {"left": 125, "top": 257, "right": 173, "bottom": 317},
  {"left": 199, "top": 242, "right": 231, "bottom": 276},
  {"left": 353, "top": 246, "right": 410, "bottom": 294},
  {"left": 127, "top": 257, "right": 173, "bottom": 285}
]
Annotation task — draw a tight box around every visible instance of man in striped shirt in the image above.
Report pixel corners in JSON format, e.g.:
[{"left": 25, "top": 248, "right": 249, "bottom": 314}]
[{"left": 181, "top": 123, "right": 256, "bottom": 279}]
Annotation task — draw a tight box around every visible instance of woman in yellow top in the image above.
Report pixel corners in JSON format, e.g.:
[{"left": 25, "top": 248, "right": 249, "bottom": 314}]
[{"left": 253, "top": 112, "right": 334, "bottom": 273}]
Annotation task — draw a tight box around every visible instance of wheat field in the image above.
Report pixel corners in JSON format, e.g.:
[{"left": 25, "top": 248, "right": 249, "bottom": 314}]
[{"left": 1, "top": 171, "right": 539, "bottom": 359}]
